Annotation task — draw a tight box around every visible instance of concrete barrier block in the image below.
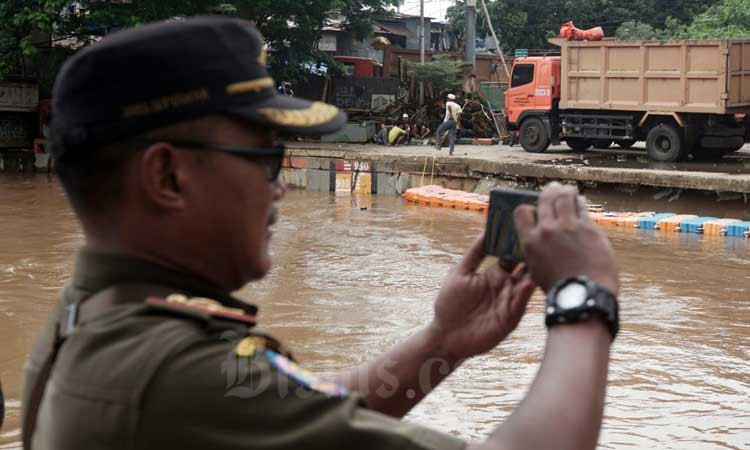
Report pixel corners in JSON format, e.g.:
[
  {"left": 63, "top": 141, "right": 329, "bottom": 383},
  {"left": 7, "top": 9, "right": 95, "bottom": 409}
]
[{"left": 306, "top": 169, "right": 332, "bottom": 192}]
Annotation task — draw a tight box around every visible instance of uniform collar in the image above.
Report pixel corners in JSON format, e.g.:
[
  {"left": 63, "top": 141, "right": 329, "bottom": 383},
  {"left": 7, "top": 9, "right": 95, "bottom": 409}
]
[{"left": 70, "top": 247, "right": 258, "bottom": 316}]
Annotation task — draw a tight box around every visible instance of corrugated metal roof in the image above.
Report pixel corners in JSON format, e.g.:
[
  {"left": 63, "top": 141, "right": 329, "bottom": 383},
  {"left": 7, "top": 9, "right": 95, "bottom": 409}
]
[{"left": 374, "top": 22, "right": 415, "bottom": 37}]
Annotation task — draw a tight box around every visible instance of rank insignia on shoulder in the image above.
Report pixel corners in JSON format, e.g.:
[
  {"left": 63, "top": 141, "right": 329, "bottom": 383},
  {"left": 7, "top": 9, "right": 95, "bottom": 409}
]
[
  {"left": 146, "top": 294, "right": 256, "bottom": 325},
  {"left": 265, "top": 350, "right": 348, "bottom": 397}
]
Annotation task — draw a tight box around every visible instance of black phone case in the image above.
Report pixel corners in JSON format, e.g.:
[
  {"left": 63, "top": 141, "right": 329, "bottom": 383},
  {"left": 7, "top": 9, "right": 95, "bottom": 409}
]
[{"left": 484, "top": 188, "right": 539, "bottom": 262}]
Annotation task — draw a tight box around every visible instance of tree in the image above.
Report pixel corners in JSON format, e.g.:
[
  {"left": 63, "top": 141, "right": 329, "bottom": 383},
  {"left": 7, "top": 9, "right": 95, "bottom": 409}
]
[
  {"left": 447, "top": 0, "right": 721, "bottom": 52},
  {"left": 679, "top": 0, "right": 750, "bottom": 38},
  {"left": 412, "top": 55, "right": 463, "bottom": 93},
  {"left": 0, "top": 0, "right": 401, "bottom": 91}
]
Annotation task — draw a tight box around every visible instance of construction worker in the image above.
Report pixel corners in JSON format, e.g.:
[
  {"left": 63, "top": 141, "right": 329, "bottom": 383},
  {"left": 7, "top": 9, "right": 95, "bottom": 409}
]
[{"left": 435, "top": 93, "right": 462, "bottom": 155}]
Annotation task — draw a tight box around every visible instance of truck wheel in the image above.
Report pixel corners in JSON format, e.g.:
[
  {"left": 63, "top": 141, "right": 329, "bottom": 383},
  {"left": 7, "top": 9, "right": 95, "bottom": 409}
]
[
  {"left": 593, "top": 139, "right": 613, "bottom": 149},
  {"left": 566, "top": 138, "right": 592, "bottom": 152},
  {"left": 615, "top": 139, "right": 637, "bottom": 149},
  {"left": 519, "top": 118, "right": 550, "bottom": 153},
  {"left": 646, "top": 124, "right": 687, "bottom": 162}
]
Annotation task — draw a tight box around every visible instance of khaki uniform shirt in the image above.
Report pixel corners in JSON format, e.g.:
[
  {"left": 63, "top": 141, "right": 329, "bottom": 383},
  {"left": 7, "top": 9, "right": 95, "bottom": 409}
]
[{"left": 22, "top": 249, "right": 466, "bottom": 450}]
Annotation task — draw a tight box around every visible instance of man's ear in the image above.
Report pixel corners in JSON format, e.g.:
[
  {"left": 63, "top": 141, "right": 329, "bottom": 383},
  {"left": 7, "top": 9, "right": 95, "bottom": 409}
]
[{"left": 138, "top": 143, "right": 190, "bottom": 211}]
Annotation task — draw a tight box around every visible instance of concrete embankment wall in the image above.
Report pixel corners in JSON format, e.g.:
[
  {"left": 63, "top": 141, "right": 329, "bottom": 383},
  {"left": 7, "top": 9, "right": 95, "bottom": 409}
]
[
  {"left": 0, "top": 151, "right": 49, "bottom": 173},
  {"left": 282, "top": 147, "right": 750, "bottom": 220}
]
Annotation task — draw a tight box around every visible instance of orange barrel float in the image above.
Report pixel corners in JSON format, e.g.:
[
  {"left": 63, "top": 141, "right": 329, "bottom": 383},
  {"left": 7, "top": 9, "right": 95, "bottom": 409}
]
[
  {"left": 454, "top": 192, "right": 479, "bottom": 210},
  {"left": 679, "top": 217, "right": 718, "bottom": 234},
  {"left": 619, "top": 212, "right": 655, "bottom": 228},
  {"left": 595, "top": 212, "right": 623, "bottom": 227},
  {"left": 654, "top": 214, "right": 697, "bottom": 232},
  {"left": 703, "top": 219, "right": 741, "bottom": 236},
  {"left": 637, "top": 213, "right": 675, "bottom": 229},
  {"left": 468, "top": 194, "right": 490, "bottom": 212}
]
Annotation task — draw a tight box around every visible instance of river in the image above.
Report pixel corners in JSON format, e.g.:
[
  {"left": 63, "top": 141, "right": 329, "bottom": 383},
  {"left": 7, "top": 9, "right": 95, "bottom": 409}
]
[{"left": 0, "top": 176, "right": 748, "bottom": 449}]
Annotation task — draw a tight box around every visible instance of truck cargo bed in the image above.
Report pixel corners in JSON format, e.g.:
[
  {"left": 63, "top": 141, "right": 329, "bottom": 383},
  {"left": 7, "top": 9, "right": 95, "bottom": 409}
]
[{"left": 555, "top": 38, "right": 750, "bottom": 115}]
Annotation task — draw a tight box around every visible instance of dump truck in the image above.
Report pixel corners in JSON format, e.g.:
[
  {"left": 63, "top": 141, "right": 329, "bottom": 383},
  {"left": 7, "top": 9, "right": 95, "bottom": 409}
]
[{"left": 506, "top": 38, "right": 750, "bottom": 161}]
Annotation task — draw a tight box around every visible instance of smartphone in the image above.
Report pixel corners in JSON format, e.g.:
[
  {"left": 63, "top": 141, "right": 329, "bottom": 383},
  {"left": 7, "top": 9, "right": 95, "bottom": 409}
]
[{"left": 484, "top": 188, "right": 539, "bottom": 263}]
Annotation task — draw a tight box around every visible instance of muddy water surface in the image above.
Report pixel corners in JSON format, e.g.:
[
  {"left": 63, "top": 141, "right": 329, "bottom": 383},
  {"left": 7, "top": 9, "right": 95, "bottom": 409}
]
[{"left": 0, "top": 176, "right": 748, "bottom": 449}]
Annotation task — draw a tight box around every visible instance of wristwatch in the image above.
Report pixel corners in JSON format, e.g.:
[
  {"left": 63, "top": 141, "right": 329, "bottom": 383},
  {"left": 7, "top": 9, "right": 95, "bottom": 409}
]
[{"left": 545, "top": 276, "right": 619, "bottom": 340}]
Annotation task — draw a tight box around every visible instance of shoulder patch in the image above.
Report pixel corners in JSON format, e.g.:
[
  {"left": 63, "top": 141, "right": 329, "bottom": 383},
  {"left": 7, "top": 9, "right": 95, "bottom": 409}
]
[
  {"left": 146, "top": 294, "right": 256, "bottom": 325},
  {"left": 266, "top": 350, "right": 348, "bottom": 397}
]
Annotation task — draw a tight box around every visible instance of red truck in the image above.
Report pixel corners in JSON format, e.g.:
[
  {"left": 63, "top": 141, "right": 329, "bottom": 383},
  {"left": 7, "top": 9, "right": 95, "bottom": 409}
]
[{"left": 334, "top": 56, "right": 382, "bottom": 78}]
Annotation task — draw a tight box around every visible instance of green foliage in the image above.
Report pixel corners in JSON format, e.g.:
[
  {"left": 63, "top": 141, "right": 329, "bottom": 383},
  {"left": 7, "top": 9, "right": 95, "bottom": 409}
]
[
  {"left": 0, "top": 0, "right": 401, "bottom": 86},
  {"left": 679, "top": 0, "right": 750, "bottom": 38},
  {"left": 448, "top": 0, "right": 721, "bottom": 52},
  {"left": 0, "top": 0, "right": 69, "bottom": 79},
  {"left": 616, "top": 0, "right": 750, "bottom": 40},
  {"left": 411, "top": 55, "right": 462, "bottom": 93},
  {"left": 615, "top": 18, "right": 686, "bottom": 40},
  {"left": 615, "top": 21, "right": 662, "bottom": 40}
]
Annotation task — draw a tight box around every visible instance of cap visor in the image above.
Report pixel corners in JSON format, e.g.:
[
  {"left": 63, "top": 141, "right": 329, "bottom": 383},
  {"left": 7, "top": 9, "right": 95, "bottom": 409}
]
[{"left": 228, "top": 94, "right": 347, "bottom": 136}]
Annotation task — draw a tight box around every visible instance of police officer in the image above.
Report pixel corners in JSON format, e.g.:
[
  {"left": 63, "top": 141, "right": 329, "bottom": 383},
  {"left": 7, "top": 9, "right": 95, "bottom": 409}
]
[{"left": 23, "top": 17, "right": 620, "bottom": 450}]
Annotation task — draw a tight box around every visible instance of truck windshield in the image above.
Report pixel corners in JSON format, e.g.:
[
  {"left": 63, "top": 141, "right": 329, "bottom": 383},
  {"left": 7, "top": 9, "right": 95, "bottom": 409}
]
[{"left": 511, "top": 64, "right": 534, "bottom": 88}]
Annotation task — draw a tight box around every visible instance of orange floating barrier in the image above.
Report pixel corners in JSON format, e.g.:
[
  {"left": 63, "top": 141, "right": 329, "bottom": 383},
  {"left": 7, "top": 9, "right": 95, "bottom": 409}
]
[
  {"left": 467, "top": 199, "right": 486, "bottom": 211},
  {"left": 655, "top": 214, "right": 697, "bottom": 232},
  {"left": 416, "top": 193, "right": 431, "bottom": 206},
  {"left": 595, "top": 213, "right": 623, "bottom": 227},
  {"left": 440, "top": 196, "right": 458, "bottom": 208},
  {"left": 454, "top": 196, "right": 471, "bottom": 210},
  {"left": 703, "top": 219, "right": 740, "bottom": 236}
]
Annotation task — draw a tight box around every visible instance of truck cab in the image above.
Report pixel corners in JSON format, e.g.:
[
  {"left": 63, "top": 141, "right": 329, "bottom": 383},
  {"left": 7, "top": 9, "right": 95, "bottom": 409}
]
[{"left": 505, "top": 56, "right": 561, "bottom": 127}]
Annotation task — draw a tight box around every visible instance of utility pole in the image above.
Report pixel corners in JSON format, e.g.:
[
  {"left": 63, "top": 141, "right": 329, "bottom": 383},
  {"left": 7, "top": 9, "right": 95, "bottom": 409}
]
[
  {"left": 419, "top": 0, "right": 425, "bottom": 105},
  {"left": 465, "top": 0, "right": 476, "bottom": 69},
  {"left": 479, "top": 0, "right": 509, "bottom": 79}
]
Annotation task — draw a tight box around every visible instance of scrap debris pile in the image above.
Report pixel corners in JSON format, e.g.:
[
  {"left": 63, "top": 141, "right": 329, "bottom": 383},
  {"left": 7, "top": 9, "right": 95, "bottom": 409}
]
[{"left": 345, "top": 95, "right": 500, "bottom": 139}]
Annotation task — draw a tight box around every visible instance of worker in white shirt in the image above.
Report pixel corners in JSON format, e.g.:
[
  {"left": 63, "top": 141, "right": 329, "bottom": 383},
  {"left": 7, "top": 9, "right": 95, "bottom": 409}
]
[{"left": 435, "top": 93, "right": 462, "bottom": 155}]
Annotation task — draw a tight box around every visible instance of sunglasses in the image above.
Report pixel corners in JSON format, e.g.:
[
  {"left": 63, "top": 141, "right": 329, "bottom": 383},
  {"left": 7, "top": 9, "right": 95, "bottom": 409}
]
[{"left": 135, "top": 139, "right": 286, "bottom": 182}]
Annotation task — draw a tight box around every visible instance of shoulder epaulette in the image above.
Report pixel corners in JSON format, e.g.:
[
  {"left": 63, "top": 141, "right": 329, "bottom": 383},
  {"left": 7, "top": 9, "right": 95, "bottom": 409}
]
[{"left": 146, "top": 294, "right": 256, "bottom": 325}]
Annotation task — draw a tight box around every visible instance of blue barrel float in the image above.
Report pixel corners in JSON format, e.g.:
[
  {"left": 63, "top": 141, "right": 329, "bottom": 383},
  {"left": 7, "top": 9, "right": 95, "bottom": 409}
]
[
  {"left": 679, "top": 217, "right": 718, "bottom": 234},
  {"left": 725, "top": 221, "right": 750, "bottom": 237},
  {"left": 636, "top": 213, "right": 675, "bottom": 230}
]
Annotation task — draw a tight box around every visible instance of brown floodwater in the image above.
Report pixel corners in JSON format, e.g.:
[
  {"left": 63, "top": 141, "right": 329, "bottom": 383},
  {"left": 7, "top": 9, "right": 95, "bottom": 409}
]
[{"left": 0, "top": 176, "right": 748, "bottom": 449}]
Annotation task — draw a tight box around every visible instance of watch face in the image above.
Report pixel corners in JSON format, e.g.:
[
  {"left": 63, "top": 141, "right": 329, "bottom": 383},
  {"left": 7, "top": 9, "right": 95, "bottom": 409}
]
[{"left": 557, "top": 282, "right": 588, "bottom": 309}]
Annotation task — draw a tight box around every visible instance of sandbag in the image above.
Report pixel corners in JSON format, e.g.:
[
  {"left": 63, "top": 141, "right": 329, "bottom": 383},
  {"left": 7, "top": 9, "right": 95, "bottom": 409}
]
[{"left": 559, "top": 21, "right": 604, "bottom": 41}]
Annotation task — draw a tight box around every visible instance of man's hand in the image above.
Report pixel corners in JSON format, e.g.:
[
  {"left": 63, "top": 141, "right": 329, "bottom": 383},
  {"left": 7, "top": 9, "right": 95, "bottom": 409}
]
[
  {"left": 429, "top": 233, "right": 536, "bottom": 362},
  {"left": 514, "top": 183, "right": 619, "bottom": 295}
]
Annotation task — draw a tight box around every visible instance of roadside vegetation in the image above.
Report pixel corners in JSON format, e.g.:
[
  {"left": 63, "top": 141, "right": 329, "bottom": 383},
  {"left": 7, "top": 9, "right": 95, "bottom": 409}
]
[
  {"left": 447, "top": 0, "right": 750, "bottom": 50},
  {"left": 0, "top": 0, "right": 399, "bottom": 91}
]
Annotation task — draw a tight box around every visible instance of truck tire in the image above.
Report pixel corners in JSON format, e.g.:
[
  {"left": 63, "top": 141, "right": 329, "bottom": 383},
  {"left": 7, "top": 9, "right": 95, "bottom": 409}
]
[
  {"left": 646, "top": 124, "right": 687, "bottom": 162},
  {"left": 565, "top": 138, "right": 592, "bottom": 152},
  {"left": 519, "top": 118, "right": 550, "bottom": 153},
  {"left": 593, "top": 139, "right": 613, "bottom": 149},
  {"left": 615, "top": 139, "right": 637, "bottom": 149}
]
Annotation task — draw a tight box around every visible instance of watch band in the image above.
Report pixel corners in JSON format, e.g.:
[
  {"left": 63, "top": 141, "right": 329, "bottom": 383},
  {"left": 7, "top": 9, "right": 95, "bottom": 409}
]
[{"left": 545, "top": 276, "right": 619, "bottom": 340}]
